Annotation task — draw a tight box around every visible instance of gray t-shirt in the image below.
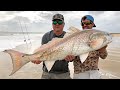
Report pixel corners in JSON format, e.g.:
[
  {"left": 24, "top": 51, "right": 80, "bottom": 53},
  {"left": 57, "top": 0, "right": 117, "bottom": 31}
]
[{"left": 42, "top": 30, "right": 69, "bottom": 73}]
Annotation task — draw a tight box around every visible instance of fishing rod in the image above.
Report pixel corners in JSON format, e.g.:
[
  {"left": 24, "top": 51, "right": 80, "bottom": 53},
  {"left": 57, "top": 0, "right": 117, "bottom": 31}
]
[
  {"left": 17, "top": 18, "right": 30, "bottom": 51},
  {"left": 23, "top": 20, "right": 32, "bottom": 47}
]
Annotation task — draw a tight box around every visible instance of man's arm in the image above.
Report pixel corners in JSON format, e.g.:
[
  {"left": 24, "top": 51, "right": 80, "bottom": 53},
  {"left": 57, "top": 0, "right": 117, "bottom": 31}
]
[{"left": 97, "top": 45, "right": 108, "bottom": 59}]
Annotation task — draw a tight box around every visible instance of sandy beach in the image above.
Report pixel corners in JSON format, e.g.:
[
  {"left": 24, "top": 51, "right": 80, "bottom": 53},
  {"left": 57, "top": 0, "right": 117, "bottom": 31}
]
[{"left": 0, "top": 41, "right": 120, "bottom": 79}]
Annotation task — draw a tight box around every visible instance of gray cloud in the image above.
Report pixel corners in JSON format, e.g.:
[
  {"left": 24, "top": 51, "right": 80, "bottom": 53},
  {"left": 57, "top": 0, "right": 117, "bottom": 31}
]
[
  {"left": 39, "top": 11, "right": 72, "bottom": 20},
  {"left": 0, "top": 21, "right": 20, "bottom": 32},
  {"left": 0, "top": 16, "right": 32, "bottom": 32},
  {"left": 50, "top": 11, "right": 72, "bottom": 14},
  {"left": 37, "top": 12, "right": 53, "bottom": 20},
  {"left": 88, "top": 11, "right": 105, "bottom": 16},
  {"left": 5, "top": 11, "right": 23, "bottom": 15},
  {"left": 13, "top": 16, "right": 31, "bottom": 23}
]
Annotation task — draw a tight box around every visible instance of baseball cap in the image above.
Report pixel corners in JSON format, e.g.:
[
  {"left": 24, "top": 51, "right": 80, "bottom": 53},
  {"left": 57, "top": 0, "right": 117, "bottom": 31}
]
[
  {"left": 81, "top": 15, "right": 96, "bottom": 27},
  {"left": 52, "top": 13, "right": 64, "bottom": 22}
]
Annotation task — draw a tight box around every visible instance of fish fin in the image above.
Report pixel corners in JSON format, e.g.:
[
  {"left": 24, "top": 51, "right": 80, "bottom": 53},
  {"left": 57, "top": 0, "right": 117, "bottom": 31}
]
[
  {"left": 64, "top": 26, "right": 81, "bottom": 38},
  {"left": 44, "top": 61, "right": 55, "bottom": 71},
  {"left": 79, "top": 53, "right": 89, "bottom": 63},
  {"left": 3, "top": 49, "right": 30, "bottom": 76}
]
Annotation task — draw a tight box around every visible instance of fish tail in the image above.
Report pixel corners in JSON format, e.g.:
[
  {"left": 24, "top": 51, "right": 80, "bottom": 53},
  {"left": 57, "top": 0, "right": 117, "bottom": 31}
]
[{"left": 3, "top": 49, "right": 30, "bottom": 76}]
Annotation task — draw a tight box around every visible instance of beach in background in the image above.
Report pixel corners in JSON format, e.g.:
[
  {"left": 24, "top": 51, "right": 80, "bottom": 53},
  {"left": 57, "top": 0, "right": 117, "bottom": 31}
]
[
  {"left": 0, "top": 33, "right": 120, "bottom": 79},
  {"left": 0, "top": 33, "right": 44, "bottom": 79}
]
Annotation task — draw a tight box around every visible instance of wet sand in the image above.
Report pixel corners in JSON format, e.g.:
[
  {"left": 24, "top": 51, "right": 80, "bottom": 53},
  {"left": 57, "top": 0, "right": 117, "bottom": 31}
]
[{"left": 99, "top": 47, "right": 120, "bottom": 79}]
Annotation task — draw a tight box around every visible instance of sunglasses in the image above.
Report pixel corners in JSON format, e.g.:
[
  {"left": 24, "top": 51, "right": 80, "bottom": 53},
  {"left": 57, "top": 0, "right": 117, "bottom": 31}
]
[
  {"left": 81, "top": 22, "right": 92, "bottom": 26},
  {"left": 53, "top": 20, "right": 63, "bottom": 25}
]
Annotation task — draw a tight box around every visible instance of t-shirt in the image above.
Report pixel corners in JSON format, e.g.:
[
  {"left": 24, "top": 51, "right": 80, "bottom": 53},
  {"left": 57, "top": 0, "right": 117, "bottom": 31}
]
[{"left": 42, "top": 30, "right": 69, "bottom": 74}]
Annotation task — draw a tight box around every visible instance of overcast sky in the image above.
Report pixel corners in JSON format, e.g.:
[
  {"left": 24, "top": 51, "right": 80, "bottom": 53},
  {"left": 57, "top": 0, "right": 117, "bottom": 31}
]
[{"left": 0, "top": 11, "right": 119, "bottom": 33}]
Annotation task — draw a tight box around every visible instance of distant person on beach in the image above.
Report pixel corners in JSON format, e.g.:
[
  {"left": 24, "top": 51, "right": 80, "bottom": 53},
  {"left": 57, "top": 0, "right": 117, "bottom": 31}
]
[
  {"left": 72, "top": 15, "right": 108, "bottom": 79},
  {"left": 31, "top": 13, "right": 75, "bottom": 79}
]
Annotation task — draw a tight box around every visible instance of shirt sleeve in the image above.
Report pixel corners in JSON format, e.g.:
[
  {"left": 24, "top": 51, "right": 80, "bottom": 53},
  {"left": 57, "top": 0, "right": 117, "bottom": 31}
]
[{"left": 41, "top": 33, "right": 49, "bottom": 45}]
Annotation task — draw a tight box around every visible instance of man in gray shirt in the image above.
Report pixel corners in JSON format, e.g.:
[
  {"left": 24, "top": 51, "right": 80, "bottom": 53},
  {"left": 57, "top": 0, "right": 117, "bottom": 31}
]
[{"left": 31, "top": 13, "right": 75, "bottom": 79}]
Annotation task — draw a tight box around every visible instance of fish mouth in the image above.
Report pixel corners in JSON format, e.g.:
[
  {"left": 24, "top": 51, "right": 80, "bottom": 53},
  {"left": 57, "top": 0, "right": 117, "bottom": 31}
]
[
  {"left": 101, "top": 31, "right": 112, "bottom": 44},
  {"left": 108, "top": 39, "right": 112, "bottom": 44},
  {"left": 106, "top": 33, "right": 112, "bottom": 43}
]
